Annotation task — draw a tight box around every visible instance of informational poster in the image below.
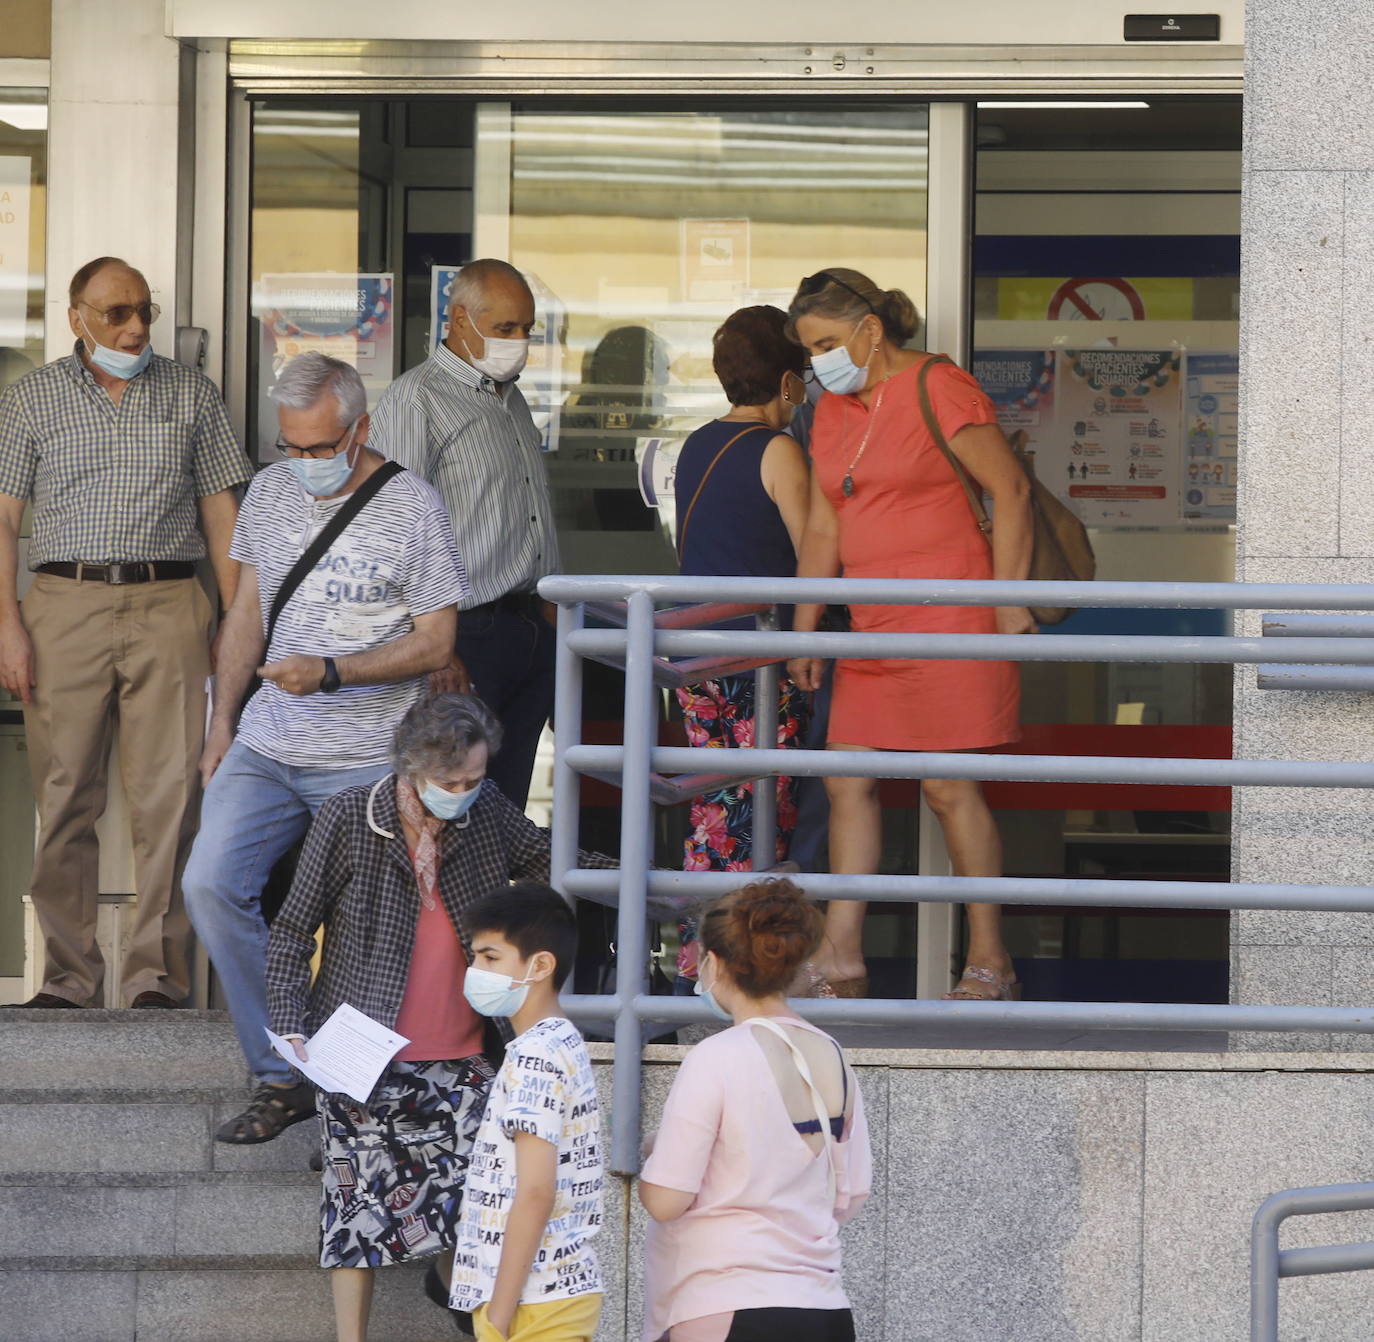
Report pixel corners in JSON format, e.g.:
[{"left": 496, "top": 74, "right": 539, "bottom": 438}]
[
  {"left": 1182, "top": 351, "right": 1239, "bottom": 522},
  {"left": 1051, "top": 349, "right": 1183, "bottom": 526},
  {"left": 970, "top": 350, "right": 1060, "bottom": 497},
  {"left": 255, "top": 273, "right": 394, "bottom": 459},
  {"left": 0, "top": 156, "right": 32, "bottom": 348},
  {"left": 680, "top": 218, "right": 750, "bottom": 303},
  {"left": 429, "top": 263, "right": 566, "bottom": 452}
]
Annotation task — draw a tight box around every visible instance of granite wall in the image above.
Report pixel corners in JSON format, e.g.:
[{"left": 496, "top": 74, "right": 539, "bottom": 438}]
[
  {"left": 1231, "top": 0, "right": 1374, "bottom": 1045},
  {"left": 600, "top": 1049, "right": 1374, "bottom": 1342}
]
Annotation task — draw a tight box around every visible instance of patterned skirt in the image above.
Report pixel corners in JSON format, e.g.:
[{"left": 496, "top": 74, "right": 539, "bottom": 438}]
[{"left": 318, "top": 1055, "right": 494, "bottom": 1270}]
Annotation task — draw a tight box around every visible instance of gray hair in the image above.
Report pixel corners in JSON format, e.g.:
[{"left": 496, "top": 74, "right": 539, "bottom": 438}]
[
  {"left": 270, "top": 352, "right": 367, "bottom": 428},
  {"left": 391, "top": 693, "right": 504, "bottom": 781},
  {"left": 449, "top": 258, "right": 531, "bottom": 318}
]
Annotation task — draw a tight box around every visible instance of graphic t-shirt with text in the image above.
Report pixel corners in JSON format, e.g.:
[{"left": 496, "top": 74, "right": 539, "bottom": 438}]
[
  {"left": 230, "top": 462, "right": 468, "bottom": 769},
  {"left": 449, "top": 1015, "right": 604, "bottom": 1311}
]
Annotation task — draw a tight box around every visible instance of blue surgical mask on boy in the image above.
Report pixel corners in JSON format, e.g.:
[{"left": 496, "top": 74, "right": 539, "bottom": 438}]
[
  {"left": 809, "top": 320, "right": 875, "bottom": 396},
  {"left": 463, "top": 964, "right": 537, "bottom": 1018},
  {"left": 420, "top": 778, "right": 481, "bottom": 821},
  {"left": 694, "top": 959, "right": 733, "bottom": 1022}
]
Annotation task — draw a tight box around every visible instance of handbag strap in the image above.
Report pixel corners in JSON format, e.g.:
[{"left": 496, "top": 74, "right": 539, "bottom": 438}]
[
  {"left": 915, "top": 355, "right": 993, "bottom": 537},
  {"left": 241, "top": 459, "right": 405, "bottom": 712},
  {"left": 676, "top": 423, "right": 773, "bottom": 560}
]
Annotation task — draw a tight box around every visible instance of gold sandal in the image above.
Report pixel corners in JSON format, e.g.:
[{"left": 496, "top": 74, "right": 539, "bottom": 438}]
[{"left": 942, "top": 965, "right": 1021, "bottom": 1001}]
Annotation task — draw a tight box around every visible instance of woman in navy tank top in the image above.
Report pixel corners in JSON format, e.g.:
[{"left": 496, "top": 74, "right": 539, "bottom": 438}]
[{"left": 672, "top": 306, "right": 815, "bottom": 989}]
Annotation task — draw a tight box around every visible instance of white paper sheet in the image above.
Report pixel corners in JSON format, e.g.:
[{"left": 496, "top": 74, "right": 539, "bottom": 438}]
[{"left": 266, "top": 1003, "right": 409, "bottom": 1104}]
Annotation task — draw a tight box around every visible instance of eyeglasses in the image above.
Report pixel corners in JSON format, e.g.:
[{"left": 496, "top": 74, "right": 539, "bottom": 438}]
[
  {"left": 273, "top": 419, "right": 359, "bottom": 460},
  {"left": 80, "top": 301, "right": 161, "bottom": 328},
  {"left": 796, "top": 272, "right": 876, "bottom": 312}
]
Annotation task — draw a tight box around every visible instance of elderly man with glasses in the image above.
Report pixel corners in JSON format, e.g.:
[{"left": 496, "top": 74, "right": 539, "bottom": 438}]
[
  {"left": 182, "top": 350, "right": 468, "bottom": 1145},
  {"left": 0, "top": 256, "right": 251, "bottom": 1011}
]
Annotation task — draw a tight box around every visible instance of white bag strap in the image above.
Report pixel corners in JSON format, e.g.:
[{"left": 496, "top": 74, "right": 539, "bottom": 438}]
[{"left": 748, "top": 1017, "right": 842, "bottom": 1202}]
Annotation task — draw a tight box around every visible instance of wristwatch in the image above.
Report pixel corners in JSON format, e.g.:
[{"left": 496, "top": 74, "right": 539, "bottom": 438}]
[{"left": 319, "top": 656, "right": 342, "bottom": 694}]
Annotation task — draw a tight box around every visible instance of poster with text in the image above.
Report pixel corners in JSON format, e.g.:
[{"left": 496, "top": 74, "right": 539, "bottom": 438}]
[
  {"left": 429, "top": 263, "right": 566, "bottom": 452},
  {"left": 254, "top": 273, "right": 394, "bottom": 460},
  {"left": 970, "top": 350, "right": 1063, "bottom": 502},
  {"left": 1052, "top": 349, "right": 1183, "bottom": 526},
  {"left": 1182, "top": 351, "right": 1239, "bottom": 523},
  {"left": 0, "top": 156, "right": 32, "bottom": 355}
]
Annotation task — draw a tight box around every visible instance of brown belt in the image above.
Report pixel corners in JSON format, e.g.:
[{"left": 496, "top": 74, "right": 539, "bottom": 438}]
[{"left": 38, "top": 562, "right": 197, "bottom": 585}]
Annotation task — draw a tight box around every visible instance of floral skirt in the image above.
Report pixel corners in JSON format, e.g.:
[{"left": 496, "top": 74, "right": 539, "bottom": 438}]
[
  {"left": 674, "top": 673, "right": 811, "bottom": 977},
  {"left": 318, "top": 1054, "right": 494, "bottom": 1269}
]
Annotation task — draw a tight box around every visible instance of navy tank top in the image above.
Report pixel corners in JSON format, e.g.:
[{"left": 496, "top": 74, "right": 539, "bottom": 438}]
[{"left": 675, "top": 419, "right": 796, "bottom": 584}]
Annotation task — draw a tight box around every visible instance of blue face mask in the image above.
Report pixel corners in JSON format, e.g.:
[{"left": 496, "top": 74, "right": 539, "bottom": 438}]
[
  {"left": 463, "top": 964, "right": 536, "bottom": 1018},
  {"left": 809, "top": 319, "right": 875, "bottom": 396},
  {"left": 419, "top": 777, "right": 481, "bottom": 821},
  {"left": 694, "top": 960, "right": 733, "bottom": 1022},
  {"left": 81, "top": 318, "right": 152, "bottom": 380},
  {"left": 286, "top": 424, "right": 359, "bottom": 498}
]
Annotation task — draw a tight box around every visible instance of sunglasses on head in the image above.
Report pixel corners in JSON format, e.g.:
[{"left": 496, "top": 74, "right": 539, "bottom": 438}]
[{"left": 797, "top": 272, "right": 876, "bottom": 312}]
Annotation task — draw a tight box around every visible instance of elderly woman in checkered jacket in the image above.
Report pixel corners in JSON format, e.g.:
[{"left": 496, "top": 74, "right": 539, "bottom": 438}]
[{"left": 265, "top": 692, "right": 615, "bottom": 1342}]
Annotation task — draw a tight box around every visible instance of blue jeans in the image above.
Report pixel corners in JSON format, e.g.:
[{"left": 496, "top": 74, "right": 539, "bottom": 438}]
[{"left": 183, "top": 740, "right": 390, "bottom": 1083}]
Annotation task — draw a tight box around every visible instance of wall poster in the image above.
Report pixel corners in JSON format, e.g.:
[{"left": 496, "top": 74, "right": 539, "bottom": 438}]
[{"left": 1182, "top": 351, "right": 1239, "bottom": 522}]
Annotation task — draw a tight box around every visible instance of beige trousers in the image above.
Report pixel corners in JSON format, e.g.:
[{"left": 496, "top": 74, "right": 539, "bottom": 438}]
[{"left": 22, "top": 572, "right": 212, "bottom": 1005}]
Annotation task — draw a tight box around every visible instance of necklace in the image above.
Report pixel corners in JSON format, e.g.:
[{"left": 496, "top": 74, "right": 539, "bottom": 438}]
[{"left": 841, "top": 380, "right": 889, "bottom": 498}]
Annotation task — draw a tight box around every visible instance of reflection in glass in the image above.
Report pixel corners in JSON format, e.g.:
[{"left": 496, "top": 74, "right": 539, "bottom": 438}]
[{"left": 0, "top": 88, "right": 47, "bottom": 395}]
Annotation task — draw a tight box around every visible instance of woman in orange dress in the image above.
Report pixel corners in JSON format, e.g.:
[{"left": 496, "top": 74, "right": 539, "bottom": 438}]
[{"left": 785, "top": 269, "right": 1034, "bottom": 1000}]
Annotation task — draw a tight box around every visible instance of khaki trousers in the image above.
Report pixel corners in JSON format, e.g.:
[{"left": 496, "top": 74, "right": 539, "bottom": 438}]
[{"left": 22, "top": 572, "right": 212, "bottom": 1005}]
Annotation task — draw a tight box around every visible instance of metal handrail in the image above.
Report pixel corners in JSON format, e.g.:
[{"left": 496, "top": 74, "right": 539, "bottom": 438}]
[
  {"left": 541, "top": 575, "right": 1374, "bottom": 1173},
  {"left": 1251, "top": 1182, "right": 1374, "bottom": 1340}
]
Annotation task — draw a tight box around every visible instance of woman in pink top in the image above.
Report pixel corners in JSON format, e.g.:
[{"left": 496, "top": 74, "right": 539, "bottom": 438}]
[{"left": 639, "top": 879, "right": 872, "bottom": 1342}]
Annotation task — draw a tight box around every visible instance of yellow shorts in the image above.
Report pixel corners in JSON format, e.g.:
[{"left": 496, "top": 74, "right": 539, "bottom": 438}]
[{"left": 473, "top": 1293, "right": 603, "bottom": 1342}]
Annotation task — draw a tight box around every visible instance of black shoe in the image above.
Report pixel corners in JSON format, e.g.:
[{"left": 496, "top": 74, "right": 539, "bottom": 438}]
[
  {"left": 130, "top": 991, "right": 178, "bottom": 1009},
  {"left": 1, "top": 992, "right": 84, "bottom": 1009},
  {"left": 422, "top": 1262, "right": 472, "bottom": 1335}
]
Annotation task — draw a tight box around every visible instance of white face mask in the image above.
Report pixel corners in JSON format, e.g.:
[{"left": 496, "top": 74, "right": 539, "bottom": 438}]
[
  {"left": 462, "top": 317, "right": 530, "bottom": 382},
  {"left": 810, "top": 319, "right": 877, "bottom": 396}
]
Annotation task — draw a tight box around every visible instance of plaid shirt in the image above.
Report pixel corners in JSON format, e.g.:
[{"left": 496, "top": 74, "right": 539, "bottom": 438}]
[
  {"left": 0, "top": 343, "right": 251, "bottom": 567},
  {"left": 265, "top": 773, "right": 618, "bottom": 1040}
]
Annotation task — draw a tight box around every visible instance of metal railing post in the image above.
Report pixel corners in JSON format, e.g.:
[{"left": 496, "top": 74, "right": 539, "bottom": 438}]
[
  {"left": 1251, "top": 1192, "right": 1283, "bottom": 1342},
  {"left": 550, "top": 600, "right": 584, "bottom": 904},
  {"left": 610, "top": 589, "right": 656, "bottom": 1174},
  {"left": 751, "top": 606, "right": 778, "bottom": 870}
]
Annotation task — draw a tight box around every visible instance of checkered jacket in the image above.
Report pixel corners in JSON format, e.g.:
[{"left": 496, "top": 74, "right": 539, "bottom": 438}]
[{"left": 265, "top": 773, "right": 617, "bottom": 1039}]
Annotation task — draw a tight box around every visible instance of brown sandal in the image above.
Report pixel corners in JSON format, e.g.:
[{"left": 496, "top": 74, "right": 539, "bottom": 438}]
[{"left": 215, "top": 1081, "right": 315, "bottom": 1144}]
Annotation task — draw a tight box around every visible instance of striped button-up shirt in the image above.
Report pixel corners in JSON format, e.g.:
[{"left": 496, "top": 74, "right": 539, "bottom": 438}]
[
  {"left": 0, "top": 344, "right": 251, "bottom": 568},
  {"left": 370, "top": 343, "right": 559, "bottom": 610},
  {"left": 265, "top": 773, "right": 617, "bottom": 1041}
]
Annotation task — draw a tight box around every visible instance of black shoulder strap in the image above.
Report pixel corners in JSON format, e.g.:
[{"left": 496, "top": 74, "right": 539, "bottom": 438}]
[{"left": 241, "top": 460, "right": 405, "bottom": 713}]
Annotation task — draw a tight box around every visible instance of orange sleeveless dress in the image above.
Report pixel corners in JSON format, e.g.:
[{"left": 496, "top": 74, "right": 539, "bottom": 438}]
[{"left": 811, "top": 356, "right": 1021, "bottom": 751}]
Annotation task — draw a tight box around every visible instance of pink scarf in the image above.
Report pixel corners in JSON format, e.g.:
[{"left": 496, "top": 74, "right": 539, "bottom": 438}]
[{"left": 395, "top": 778, "right": 444, "bottom": 912}]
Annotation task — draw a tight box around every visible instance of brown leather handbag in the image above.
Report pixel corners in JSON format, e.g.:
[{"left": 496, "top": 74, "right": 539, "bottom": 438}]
[{"left": 916, "top": 355, "right": 1095, "bottom": 626}]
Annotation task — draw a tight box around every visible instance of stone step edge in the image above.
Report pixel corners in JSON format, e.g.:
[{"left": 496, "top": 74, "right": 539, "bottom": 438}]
[
  {"left": 0, "top": 1170, "right": 318, "bottom": 1188},
  {"left": 0, "top": 1087, "right": 268, "bottom": 1103},
  {"left": 0, "top": 1008, "right": 233, "bottom": 1022},
  {"left": 0, "top": 1254, "right": 329, "bottom": 1272}
]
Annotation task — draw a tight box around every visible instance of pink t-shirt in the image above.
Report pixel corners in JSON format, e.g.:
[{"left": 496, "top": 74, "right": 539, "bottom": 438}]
[
  {"left": 393, "top": 897, "right": 484, "bottom": 1062},
  {"left": 640, "top": 1018, "right": 872, "bottom": 1342}
]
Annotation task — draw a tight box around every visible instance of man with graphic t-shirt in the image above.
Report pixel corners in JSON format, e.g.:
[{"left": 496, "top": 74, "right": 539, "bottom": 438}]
[{"left": 183, "top": 351, "right": 468, "bottom": 1146}]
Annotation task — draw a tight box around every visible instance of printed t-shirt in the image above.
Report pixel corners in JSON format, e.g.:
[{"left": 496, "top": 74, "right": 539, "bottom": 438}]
[
  {"left": 640, "top": 1018, "right": 872, "bottom": 1342},
  {"left": 230, "top": 462, "right": 468, "bottom": 769},
  {"left": 450, "top": 1015, "right": 603, "bottom": 1311}
]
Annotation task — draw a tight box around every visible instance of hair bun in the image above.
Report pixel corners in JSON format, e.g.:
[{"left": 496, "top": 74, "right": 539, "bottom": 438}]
[{"left": 700, "top": 877, "right": 823, "bottom": 996}]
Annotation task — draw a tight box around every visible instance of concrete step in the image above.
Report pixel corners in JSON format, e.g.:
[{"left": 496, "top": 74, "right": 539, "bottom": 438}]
[
  {"left": 0, "top": 1171, "right": 320, "bottom": 1261},
  {"left": 0, "top": 1263, "right": 465, "bottom": 1342},
  {"left": 0, "top": 1008, "right": 246, "bottom": 1092}
]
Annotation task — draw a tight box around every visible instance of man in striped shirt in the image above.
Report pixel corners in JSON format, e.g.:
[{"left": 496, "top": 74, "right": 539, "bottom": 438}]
[
  {"left": 372, "top": 259, "right": 560, "bottom": 810},
  {"left": 0, "top": 256, "right": 251, "bottom": 1011},
  {"left": 183, "top": 352, "right": 468, "bottom": 1144}
]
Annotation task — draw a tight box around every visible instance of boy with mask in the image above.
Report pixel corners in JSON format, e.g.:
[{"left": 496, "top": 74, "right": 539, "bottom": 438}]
[{"left": 451, "top": 882, "right": 604, "bottom": 1342}]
